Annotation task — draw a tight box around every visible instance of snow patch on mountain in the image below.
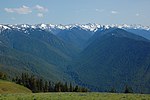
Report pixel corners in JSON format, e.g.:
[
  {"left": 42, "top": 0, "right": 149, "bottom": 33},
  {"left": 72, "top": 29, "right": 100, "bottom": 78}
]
[
  {"left": 0, "top": 25, "right": 10, "bottom": 30},
  {"left": 0, "top": 24, "right": 150, "bottom": 34}
]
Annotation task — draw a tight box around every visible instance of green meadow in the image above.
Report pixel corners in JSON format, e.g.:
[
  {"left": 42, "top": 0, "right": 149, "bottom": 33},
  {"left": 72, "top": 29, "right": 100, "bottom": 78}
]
[{"left": 0, "top": 93, "right": 150, "bottom": 100}]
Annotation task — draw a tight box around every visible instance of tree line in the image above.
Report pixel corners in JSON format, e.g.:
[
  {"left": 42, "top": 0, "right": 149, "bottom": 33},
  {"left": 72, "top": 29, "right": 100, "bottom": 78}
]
[
  {"left": 109, "top": 85, "right": 133, "bottom": 93},
  {"left": 12, "top": 73, "right": 88, "bottom": 93},
  {"left": 0, "top": 72, "right": 7, "bottom": 80},
  {"left": 0, "top": 71, "right": 134, "bottom": 93}
]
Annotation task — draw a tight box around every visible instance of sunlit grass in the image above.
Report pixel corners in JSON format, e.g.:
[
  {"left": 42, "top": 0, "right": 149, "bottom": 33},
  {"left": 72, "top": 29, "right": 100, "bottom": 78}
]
[
  {"left": 0, "top": 80, "right": 32, "bottom": 94},
  {"left": 0, "top": 92, "right": 149, "bottom": 100}
]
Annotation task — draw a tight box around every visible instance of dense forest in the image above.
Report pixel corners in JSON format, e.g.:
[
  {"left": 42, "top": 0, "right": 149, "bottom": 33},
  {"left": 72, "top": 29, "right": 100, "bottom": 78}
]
[
  {"left": 12, "top": 73, "right": 88, "bottom": 92},
  {"left": 0, "top": 72, "right": 88, "bottom": 93}
]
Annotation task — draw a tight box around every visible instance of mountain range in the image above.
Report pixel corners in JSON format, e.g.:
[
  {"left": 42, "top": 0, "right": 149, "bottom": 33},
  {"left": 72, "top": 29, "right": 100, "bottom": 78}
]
[{"left": 0, "top": 23, "right": 150, "bottom": 93}]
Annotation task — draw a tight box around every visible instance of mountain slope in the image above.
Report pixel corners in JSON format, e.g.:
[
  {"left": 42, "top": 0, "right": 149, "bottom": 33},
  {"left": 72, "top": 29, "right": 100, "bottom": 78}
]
[
  {"left": 125, "top": 29, "right": 150, "bottom": 40},
  {"left": 57, "top": 27, "right": 93, "bottom": 51},
  {"left": 73, "top": 29, "right": 150, "bottom": 93},
  {"left": 0, "top": 43, "right": 64, "bottom": 81},
  {"left": 0, "top": 28, "right": 73, "bottom": 82}
]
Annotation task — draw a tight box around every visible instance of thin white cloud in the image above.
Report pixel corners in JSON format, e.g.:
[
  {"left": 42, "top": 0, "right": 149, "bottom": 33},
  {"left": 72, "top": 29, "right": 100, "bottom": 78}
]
[
  {"left": 4, "top": 5, "right": 32, "bottom": 14},
  {"left": 37, "top": 13, "right": 44, "bottom": 17},
  {"left": 5, "top": 8, "right": 14, "bottom": 13},
  {"left": 111, "top": 11, "right": 118, "bottom": 14},
  {"left": 4, "top": 5, "right": 48, "bottom": 18},
  {"left": 35, "top": 5, "right": 48, "bottom": 12},
  {"left": 95, "top": 9, "right": 104, "bottom": 13}
]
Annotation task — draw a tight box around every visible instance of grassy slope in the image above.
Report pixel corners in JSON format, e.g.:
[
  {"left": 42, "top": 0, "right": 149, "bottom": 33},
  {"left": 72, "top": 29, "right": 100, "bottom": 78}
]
[
  {"left": 0, "top": 93, "right": 149, "bottom": 100},
  {"left": 0, "top": 80, "right": 32, "bottom": 93}
]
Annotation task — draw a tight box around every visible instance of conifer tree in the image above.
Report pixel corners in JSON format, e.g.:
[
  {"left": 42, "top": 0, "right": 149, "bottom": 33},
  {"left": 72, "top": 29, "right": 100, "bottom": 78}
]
[
  {"left": 39, "top": 79, "right": 44, "bottom": 92},
  {"left": 74, "top": 85, "right": 78, "bottom": 92},
  {"left": 69, "top": 83, "right": 73, "bottom": 92},
  {"left": 44, "top": 81, "right": 48, "bottom": 92},
  {"left": 124, "top": 85, "right": 133, "bottom": 93},
  {"left": 64, "top": 82, "right": 68, "bottom": 92}
]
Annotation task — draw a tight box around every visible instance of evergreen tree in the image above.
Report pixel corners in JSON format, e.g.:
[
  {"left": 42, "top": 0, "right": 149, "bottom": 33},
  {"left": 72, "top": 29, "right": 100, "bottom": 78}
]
[
  {"left": 57, "top": 82, "right": 61, "bottom": 92},
  {"left": 109, "top": 87, "right": 116, "bottom": 93},
  {"left": 39, "top": 79, "right": 44, "bottom": 92},
  {"left": 36, "top": 79, "right": 40, "bottom": 92},
  {"left": 64, "top": 82, "right": 68, "bottom": 92},
  {"left": 44, "top": 81, "right": 48, "bottom": 92},
  {"left": 0, "top": 72, "right": 7, "bottom": 80},
  {"left": 21, "top": 73, "right": 25, "bottom": 85},
  {"left": 124, "top": 85, "right": 133, "bottom": 93},
  {"left": 74, "top": 85, "right": 78, "bottom": 92},
  {"left": 80, "top": 87, "right": 88, "bottom": 92},
  {"left": 30, "top": 75, "right": 37, "bottom": 93},
  {"left": 48, "top": 81, "right": 53, "bottom": 92},
  {"left": 69, "top": 83, "right": 73, "bottom": 92}
]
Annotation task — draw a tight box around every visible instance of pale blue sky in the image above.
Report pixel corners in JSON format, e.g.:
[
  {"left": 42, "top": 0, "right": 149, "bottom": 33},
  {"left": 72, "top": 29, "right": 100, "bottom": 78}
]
[{"left": 0, "top": 0, "right": 150, "bottom": 25}]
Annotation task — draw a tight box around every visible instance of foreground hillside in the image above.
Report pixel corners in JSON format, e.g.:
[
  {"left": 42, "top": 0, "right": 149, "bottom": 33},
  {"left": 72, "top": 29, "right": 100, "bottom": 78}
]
[
  {"left": 0, "top": 80, "right": 32, "bottom": 93},
  {"left": 0, "top": 93, "right": 149, "bottom": 100}
]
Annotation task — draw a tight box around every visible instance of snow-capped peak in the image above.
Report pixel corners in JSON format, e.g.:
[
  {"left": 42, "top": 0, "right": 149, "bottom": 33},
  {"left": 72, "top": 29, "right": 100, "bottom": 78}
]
[
  {"left": 0, "top": 25, "right": 10, "bottom": 30},
  {"left": 0, "top": 23, "right": 150, "bottom": 34},
  {"left": 39, "top": 24, "right": 47, "bottom": 29}
]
